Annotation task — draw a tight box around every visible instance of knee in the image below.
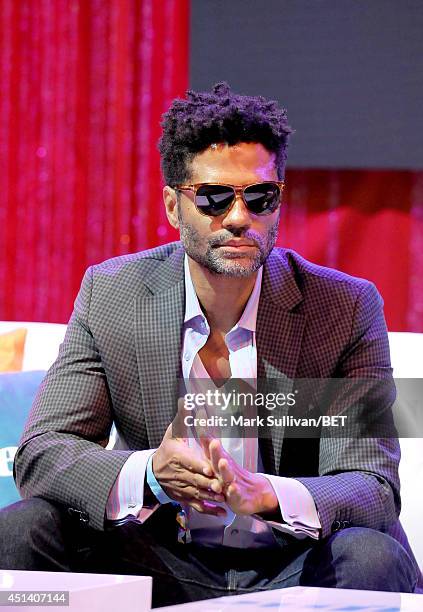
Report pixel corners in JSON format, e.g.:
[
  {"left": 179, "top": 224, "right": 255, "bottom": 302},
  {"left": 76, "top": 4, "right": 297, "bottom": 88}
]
[
  {"left": 326, "top": 527, "right": 417, "bottom": 591},
  {"left": 0, "top": 498, "right": 65, "bottom": 551},
  {"left": 0, "top": 497, "right": 63, "bottom": 531},
  {"left": 0, "top": 497, "right": 70, "bottom": 570},
  {"left": 331, "top": 528, "right": 406, "bottom": 569}
]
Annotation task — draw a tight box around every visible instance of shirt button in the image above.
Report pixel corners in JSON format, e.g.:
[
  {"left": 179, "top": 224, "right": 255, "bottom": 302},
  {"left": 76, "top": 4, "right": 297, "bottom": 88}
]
[
  {"left": 184, "top": 352, "right": 190, "bottom": 361},
  {"left": 231, "top": 529, "right": 239, "bottom": 536}
]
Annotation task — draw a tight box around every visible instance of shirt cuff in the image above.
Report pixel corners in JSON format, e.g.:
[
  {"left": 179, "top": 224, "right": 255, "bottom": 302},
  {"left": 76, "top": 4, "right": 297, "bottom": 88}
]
[
  {"left": 106, "top": 448, "right": 158, "bottom": 521},
  {"left": 146, "top": 452, "right": 174, "bottom": 505},
  {"left": 258, "top": 474, "right": 321, "bottom": 540}
]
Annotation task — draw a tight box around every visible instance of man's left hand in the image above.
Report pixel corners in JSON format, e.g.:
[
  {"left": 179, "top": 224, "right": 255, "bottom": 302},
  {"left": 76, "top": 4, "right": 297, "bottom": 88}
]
[{"left": 200, "top": 438, "right": 278, "bottom": 516}]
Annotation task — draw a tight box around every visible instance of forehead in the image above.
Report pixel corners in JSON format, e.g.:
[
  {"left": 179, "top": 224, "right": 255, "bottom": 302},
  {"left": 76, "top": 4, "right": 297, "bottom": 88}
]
[{"left": 189, "top": 142, "right": 278, "bottom": 183}]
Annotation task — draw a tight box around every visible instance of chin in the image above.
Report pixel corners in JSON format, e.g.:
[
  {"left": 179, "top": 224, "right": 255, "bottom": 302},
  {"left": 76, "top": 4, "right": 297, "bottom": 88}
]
[{"left": 210, "top": 260, "right": 260, "bottom": 278}]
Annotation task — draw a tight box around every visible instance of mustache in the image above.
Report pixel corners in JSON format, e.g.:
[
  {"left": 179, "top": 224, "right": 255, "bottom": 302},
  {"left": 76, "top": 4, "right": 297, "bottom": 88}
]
[{"left": 209, "top": 232, "right": 262, "bottom": 248}]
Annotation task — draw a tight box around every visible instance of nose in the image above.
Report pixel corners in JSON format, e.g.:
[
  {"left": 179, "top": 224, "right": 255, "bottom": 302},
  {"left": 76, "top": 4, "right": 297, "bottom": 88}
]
[{"left": 221, "top": 193, "right": 252, "bottom": 233}]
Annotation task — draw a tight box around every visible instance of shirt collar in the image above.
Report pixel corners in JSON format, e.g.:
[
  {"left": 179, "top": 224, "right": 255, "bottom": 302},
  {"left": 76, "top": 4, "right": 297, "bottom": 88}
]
[{"left": 183, "top": 254, "right": 263, "bottom": 333}]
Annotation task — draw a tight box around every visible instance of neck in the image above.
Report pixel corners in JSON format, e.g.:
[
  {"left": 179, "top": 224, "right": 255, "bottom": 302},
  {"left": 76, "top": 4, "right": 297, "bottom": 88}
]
[{"left": 187, "top": 257, "right": 258, "bottom": 334}]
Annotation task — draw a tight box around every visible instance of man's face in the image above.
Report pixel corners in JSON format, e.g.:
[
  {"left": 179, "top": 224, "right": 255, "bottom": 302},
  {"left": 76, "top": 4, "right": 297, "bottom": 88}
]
[{"left": 176, "top": 142, "right": 281, "bottom": 277}]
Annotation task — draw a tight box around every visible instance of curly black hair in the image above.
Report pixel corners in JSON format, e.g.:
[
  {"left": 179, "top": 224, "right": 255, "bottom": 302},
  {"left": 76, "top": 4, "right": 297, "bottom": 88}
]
[{"left": 158, "top": 82, "right": 293, "bottom": 187}]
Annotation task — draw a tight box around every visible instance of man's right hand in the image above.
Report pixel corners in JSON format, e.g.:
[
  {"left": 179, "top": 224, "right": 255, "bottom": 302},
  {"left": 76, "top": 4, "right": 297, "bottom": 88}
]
[{"left": 152, "top": 419, "right": 226, "bottom": 517}]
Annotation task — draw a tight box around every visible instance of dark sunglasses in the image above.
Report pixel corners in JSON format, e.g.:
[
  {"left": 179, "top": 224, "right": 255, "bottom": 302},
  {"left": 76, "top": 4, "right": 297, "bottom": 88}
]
[{"left": 174, "top": 181, "right": 285, "bottom": 217}]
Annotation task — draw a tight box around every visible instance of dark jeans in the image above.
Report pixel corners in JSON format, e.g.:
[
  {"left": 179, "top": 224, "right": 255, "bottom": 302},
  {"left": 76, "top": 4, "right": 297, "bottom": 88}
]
[{"left": 0, "top": 498, "right": 419, "bottom": 608}]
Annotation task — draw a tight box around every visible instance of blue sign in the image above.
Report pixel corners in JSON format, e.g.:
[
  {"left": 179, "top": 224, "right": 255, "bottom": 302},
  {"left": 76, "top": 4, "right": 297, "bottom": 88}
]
[{"left": 0, "top": 371, "right": 46, "bottom": 509}]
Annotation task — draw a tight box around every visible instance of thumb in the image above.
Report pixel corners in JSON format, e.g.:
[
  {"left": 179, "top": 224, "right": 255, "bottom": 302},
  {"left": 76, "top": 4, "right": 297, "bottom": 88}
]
[
  {"left": 163, "top": 422, "right": 174, "bottom": 440},
  {"left": 199, "top": 434, "right": 213, "bottom": 460},
  {"left": 170, "top": 397, "right": 191, "bottom": 441}
]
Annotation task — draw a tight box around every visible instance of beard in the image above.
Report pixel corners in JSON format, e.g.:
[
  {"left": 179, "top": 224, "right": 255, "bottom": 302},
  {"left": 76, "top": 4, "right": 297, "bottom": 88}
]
[{"left": 177, "top": 207, "right": 280, "bottom": 277}]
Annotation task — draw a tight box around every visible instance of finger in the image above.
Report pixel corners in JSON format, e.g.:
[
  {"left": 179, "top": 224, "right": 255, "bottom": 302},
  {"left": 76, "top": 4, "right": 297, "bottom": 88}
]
[
  {"left": 194, "top": 407, "right": 213, "bottom": 442},
  {"left": 198, "top": 435, "right": 212, "bottom": 460},
  {"left": 162, "top": 422, "right": 175, "bottom": 440},
  {"left": 189, "top": 501, "right": 227, "bottom": 517},
  {"left": 178, "top": 447, "right": 214, "bottom": 477},
  {"left": 171, "top": 406, "right": 215, "bottom": 477},
  {"left": 209, "top": 438, "right": 225, "bottom": 476},
  {"left": 192, "top": 473, "right": 222, "bottom": 493},
  {"left": 226, "top": 481, "right": 239, "bottom": 498},
  {"left": 218, "top": 457, "right": 236, "bottom": 485},
  {"left": 198, "top": 437, "right": 219, "bottom": 479},
  {"left": 196, "top": 487, "right": 225, "bottom": 503},
  {"left": 176, "top": 484, "right": 225, "bottom": 503}
]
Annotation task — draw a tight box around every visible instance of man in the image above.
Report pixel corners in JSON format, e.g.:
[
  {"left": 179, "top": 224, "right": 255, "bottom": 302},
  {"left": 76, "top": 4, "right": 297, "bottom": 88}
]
[{"left": 0, "top": 82, "right": 420, "bottom": 606}]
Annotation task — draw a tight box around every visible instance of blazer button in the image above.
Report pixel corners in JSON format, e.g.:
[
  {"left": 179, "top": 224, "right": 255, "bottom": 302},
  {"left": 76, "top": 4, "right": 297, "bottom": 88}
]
[
  {"left": 341, "top": 520, "right": 351, "bottom": 529},
  {"left": 331, "top": 520, "right": 341, "bottom": 532},
  {"left": 68, "top": 508, "right": 89, "bottom": 524}
]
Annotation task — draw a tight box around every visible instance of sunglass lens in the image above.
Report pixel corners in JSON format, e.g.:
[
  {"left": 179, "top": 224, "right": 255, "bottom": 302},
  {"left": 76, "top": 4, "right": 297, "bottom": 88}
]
[
  {"left": 244, "top": 182, "right": 280, "bottom": 214},
  {"left": 196, "top": 185, "right": 234, "bottom": 216}
]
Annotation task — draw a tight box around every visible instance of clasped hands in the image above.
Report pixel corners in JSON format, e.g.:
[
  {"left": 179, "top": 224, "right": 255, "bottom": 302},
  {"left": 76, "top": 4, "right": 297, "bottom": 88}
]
[{"left": 152, "top": 418, "right": 278, "bottom": 517}]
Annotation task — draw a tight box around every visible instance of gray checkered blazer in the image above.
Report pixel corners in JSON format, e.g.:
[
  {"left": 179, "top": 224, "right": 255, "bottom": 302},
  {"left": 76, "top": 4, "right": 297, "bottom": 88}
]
[{"left": 12, "top": 241, "right": 420, "bottom": 577}]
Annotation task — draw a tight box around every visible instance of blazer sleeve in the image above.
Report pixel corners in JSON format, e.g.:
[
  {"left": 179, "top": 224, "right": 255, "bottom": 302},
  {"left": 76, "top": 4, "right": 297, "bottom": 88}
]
[
  {"left": 294, "top": 281, "right": 401, "bottom": 539},
  {"left": 13, "top": 266, "right": 135, "bottom": 531}
]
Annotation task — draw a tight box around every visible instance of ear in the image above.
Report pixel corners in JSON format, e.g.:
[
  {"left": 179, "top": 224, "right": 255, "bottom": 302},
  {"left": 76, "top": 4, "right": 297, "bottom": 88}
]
[{"left": 163, "top": 186, "right": 180, "bottom": 229}]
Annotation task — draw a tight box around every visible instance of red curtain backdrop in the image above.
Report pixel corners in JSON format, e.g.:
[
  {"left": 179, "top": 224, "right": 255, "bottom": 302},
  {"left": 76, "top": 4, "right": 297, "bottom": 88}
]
[
  {"left": 282, "top": 170, "right": 423, "bottom": 332},
  {"left": 0, "top": 0, "right": 187, "bottom": 323},
  {"left": 0, "top": 2, "right": 422, "bottom": 332}
]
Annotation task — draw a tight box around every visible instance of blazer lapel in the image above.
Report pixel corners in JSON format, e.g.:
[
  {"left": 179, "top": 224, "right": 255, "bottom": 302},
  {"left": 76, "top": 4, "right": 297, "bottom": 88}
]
[
  {"left": 134, "top": 246, "right": 306, "bottom": 463},
  {"left": 134, "top": 246, "right": 185, "bottom": 448},
  {"left": 257, "top": 249, "right": 307, "bottom": 474}
]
